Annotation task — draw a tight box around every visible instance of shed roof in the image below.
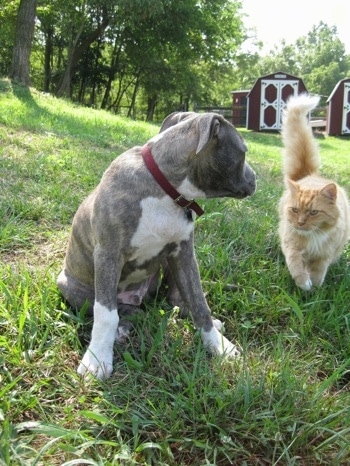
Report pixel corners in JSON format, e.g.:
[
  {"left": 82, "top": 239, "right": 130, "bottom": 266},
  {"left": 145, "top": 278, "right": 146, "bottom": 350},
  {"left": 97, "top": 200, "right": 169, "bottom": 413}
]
[
  {"left": 327, "top": 77, "right": 350, "bottom": 102},
  {"left": 230, "top": 89, "right": 250, "bottom": 94},
  {"left": 247, "top": 71, "right": 305, "bottom": 98}
]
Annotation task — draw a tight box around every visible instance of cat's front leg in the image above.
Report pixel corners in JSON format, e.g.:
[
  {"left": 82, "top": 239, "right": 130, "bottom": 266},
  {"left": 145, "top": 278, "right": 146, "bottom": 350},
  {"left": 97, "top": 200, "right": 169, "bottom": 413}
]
[
  {"left": 284, "top": 252, "right": 312, "bottom": 291},
  {"left": 309, "top": 259, "right": 329, "bottom": 287}
]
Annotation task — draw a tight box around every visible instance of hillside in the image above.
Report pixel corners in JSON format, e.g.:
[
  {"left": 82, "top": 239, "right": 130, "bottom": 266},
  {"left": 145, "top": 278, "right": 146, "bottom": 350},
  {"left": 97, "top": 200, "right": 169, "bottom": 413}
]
[{"left": 1, "top": 78, "right": 350, "bottom": 465}]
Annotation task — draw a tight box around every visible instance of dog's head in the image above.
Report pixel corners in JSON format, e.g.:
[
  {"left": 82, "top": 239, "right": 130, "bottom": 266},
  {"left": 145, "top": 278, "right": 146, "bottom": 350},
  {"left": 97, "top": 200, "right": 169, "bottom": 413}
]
[{"left": 158, "top": 111, "right": 256, "bottom": 199}]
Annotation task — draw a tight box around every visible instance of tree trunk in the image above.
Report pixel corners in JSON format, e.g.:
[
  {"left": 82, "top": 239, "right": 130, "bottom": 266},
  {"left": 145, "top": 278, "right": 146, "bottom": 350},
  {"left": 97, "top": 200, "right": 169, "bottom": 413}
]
[
  {"left": 146, "top": 95, "right": 157, "bottom": 122},
  {"left": 55, "top": 13, "right": 109, "bottom": 98},
  {"left": 107, "top": 79, "right": 124, "bottom": 113},
  {"left": 127, "top": 76, "right": 140, "bottom": 119},
  {"left": 55, "top": 21, "right": 84, "bottom": 98},
  {"left": 101, "top": 39, "right": 121, "bottom": 110},
  {"left": 88, "top": 39, "right": 101, "bottom": 107},
  {"left": 43, "top": 26, "right": 53, "bottom": 92},
  {"left": 9, "top": 0, "right": 37, "bottom": 86},
  {"left": 78, "top": 76, "right": 86, "bottom": 103},
  {"left": 89, "top": 83, "right": 96, "bottom": 107}
]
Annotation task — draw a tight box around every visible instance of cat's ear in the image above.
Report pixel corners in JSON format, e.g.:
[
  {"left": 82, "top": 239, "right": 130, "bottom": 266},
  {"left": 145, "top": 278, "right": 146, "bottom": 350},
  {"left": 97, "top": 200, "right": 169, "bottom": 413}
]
[
  {"left": 321, "top": 183, "right": 337, "bottom": 201},
  {"left": 286, "top": 179, "right": 299, "bottom": 194}
]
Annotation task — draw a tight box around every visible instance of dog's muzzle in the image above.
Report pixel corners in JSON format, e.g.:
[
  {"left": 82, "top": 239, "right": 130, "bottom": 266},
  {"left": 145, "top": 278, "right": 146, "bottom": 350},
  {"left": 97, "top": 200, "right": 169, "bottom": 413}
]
[{"left": 239, "top": 162, "right": 256, "bottom": 198}]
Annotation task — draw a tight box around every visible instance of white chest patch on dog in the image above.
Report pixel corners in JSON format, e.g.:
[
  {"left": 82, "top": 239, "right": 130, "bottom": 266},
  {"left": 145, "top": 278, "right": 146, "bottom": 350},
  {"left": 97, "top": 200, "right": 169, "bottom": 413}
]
[{"left": 130, "top": 196, "right": 194, "bottom": 264}]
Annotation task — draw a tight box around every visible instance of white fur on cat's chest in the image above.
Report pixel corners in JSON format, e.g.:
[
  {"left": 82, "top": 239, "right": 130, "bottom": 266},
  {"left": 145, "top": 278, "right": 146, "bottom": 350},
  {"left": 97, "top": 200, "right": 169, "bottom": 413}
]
[{"left": 302, "top": 233, "right": 327, "bottom": 257}]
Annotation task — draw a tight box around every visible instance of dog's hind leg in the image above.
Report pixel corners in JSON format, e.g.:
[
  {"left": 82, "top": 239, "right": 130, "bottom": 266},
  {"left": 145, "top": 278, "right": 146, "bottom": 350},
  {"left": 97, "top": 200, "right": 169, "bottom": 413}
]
[
  {"left": 57, "top": 269, "right": 94, "bottom": 314},
  {"left": 114, "top": 304, "right": 144, "bottom": 344}
]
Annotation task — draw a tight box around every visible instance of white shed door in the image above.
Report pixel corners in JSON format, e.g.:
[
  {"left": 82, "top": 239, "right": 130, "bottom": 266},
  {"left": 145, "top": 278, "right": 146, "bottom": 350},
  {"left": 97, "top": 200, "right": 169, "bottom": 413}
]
[
  {"left": 260, "top": 79, "right": 299, "bottom": 130},
  {"left": 341, "top": 83, "right": 350, "bottom": 134}
]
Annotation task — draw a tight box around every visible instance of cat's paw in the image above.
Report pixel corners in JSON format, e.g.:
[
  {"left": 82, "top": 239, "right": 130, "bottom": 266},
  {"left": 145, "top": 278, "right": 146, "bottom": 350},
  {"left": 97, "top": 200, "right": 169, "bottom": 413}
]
[{"left": 296, "top": 277, "right": 312, "bottom": 291}]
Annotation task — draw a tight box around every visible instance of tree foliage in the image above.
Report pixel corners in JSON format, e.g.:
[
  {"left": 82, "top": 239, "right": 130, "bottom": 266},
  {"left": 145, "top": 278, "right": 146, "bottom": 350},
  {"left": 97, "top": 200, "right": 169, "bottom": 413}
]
[
  {"left": 0, "top": 1, "right": 18, "bottom": 77},
  {"left": 258, "top": 22, "right": 349, "bottom": 98},
  {"left": 1, "top": 0, "right": 350, "bottom": 120},
  {"left": 32, "top": 0, "right": 246, "bottom": 119}
]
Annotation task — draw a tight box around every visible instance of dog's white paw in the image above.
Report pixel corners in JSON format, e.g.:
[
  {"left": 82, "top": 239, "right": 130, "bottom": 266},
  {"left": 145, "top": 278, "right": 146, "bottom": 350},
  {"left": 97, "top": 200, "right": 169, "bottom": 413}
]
[
  {"left": 212, "top": 318, "right": 223, "bottom": 331},
  {"left": 201, "top": 325, "right": 240, "bottom": 358},
  {"left": 77, "top": 345, "right": 113, "bottom": 380}
]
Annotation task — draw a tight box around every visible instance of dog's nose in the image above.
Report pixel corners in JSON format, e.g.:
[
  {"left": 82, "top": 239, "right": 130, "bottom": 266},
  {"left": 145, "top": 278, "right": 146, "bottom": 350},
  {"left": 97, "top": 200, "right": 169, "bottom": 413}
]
[{"left": 249, "top": 179, "right": 256, "bottom": 195}]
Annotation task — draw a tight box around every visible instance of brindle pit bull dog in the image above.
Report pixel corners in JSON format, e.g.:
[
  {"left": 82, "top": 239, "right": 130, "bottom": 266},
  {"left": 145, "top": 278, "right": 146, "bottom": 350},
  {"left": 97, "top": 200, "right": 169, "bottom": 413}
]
[{"left": 57, "top": 112, "right": 256, "bottom": 379}]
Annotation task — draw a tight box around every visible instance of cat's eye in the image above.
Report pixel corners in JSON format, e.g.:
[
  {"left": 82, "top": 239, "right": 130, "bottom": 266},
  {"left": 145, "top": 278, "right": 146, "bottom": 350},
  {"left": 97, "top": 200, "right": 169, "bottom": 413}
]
[
  {"left": 309, "top": 210, "right": 318, "bottom": 216},
  {"left": 291, "top": 207, "right": 299, "bottom": 213}
]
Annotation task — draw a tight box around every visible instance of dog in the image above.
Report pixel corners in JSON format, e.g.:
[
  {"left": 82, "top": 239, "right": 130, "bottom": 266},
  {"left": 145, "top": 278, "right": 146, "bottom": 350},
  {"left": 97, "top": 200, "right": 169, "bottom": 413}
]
[{"left": 57, "top": 111, "right": 256, "bottom": 379}]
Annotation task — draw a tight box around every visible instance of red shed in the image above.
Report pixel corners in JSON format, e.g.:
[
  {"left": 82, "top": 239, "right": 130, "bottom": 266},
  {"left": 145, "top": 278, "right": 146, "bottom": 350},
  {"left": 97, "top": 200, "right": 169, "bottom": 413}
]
[
  {"left": 231, "top": 90, "right": 249, "bottom": 127},
  {"left": 326, "top": 78, "right": 350, "bottom": 136},
  {"left": 246, "top": 71, "right": 308, "bottom": 131}
]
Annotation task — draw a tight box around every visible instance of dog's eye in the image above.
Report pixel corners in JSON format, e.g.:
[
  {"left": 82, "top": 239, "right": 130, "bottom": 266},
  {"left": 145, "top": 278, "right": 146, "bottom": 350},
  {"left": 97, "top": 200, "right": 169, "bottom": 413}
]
[{"left": 309, "top": 210, "right": 318, "bottom": 216}]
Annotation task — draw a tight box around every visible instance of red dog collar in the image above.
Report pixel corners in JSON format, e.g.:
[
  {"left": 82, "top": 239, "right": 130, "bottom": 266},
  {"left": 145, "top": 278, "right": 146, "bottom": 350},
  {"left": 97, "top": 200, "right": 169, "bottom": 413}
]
[{"left": 141, "top": 144, "right": 204, "bottom": 217}]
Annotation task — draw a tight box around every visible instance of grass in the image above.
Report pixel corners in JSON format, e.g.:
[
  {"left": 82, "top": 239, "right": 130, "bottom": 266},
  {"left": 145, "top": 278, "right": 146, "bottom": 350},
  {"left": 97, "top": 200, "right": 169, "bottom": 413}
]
[{"left": 0, "top": 77, "right": 350, "bottom": 465}]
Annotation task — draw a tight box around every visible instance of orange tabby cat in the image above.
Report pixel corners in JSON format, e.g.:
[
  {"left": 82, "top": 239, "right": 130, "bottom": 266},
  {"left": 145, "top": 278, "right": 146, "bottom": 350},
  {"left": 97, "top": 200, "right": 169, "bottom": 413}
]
[{"left": 278, "top": 94, "right": 350, "bottom": 291}]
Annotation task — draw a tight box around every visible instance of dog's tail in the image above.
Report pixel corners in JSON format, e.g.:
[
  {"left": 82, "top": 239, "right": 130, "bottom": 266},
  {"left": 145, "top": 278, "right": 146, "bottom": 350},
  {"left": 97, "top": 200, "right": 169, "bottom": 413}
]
[{"left": 281, "top": 93, "right": 320, "bottom": 181}]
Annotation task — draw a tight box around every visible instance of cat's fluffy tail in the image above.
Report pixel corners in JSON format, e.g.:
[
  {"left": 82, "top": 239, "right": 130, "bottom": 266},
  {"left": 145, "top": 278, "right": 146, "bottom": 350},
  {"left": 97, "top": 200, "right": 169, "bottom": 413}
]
[{"left": 281, "top": 93, "right": 321, "bottom": 181}]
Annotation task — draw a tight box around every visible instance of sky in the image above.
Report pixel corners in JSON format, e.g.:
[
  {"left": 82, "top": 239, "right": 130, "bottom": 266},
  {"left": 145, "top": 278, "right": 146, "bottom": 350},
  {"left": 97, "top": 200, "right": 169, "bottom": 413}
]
[{"left": 241, "top": 0, "right": 350, "bottom": 54}]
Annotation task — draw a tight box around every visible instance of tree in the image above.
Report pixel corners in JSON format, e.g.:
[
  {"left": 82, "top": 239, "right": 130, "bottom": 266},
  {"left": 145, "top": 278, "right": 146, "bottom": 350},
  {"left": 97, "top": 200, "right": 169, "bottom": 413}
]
[
  {"left": 258, "top": 22, "right": 349, "bottom": 97},
  {"left": 35, "top": 0, "right": 63, "bottom": 92},
  {"left": 4, "top": 0, "right": 251, "bottom": 118},
  {"left": 9, "top": 0, "right": 37, "bottom": 85},
  {"left": 118, "top": 0, "right": 247, "bottom": 118},
  {"left": 53, "top": 0, "right": 165, "bottom": 99},
  {"left": 295, "top": 22, "right": 348, "bottom": 96},
  {"left": 0, "top": 1, "right": 18, "bottom": 77},
  {"left": 54, "top": 2, "right": 110, "bottom": 98}
]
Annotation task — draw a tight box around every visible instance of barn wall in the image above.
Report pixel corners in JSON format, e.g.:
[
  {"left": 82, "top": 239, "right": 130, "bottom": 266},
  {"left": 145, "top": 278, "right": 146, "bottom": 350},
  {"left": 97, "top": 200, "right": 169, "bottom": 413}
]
[
  {"left": 231, "top": 90, "right": 248, "bottom": 127},
  {"left": 327, "top": 78, "right": 350, "bottom": 136},
  {"left": 246, "top": 82, "right": 261, "bottom": 131}
]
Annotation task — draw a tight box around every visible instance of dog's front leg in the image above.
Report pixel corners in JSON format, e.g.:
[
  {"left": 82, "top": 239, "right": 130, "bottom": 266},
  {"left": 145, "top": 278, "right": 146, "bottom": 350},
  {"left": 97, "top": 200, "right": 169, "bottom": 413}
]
[
  {"left": 167, "top": 239, "right": 240, "bottom": 358},
  {"left": 77, "top": 247, "right": 120, "bottom": 380}
]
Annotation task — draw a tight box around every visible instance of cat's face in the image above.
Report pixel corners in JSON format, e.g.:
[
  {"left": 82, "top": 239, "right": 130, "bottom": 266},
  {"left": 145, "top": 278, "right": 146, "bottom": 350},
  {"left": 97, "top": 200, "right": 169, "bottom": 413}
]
[{"left": 285, "top": 180, "right": 339, "bottom": 234}]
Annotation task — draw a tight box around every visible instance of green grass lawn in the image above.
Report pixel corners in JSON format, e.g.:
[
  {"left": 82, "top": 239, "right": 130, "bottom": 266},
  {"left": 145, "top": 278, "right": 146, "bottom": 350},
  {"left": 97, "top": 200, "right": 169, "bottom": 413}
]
[{"left": 1, "top": 78, "right": 350, "bottom": 465}]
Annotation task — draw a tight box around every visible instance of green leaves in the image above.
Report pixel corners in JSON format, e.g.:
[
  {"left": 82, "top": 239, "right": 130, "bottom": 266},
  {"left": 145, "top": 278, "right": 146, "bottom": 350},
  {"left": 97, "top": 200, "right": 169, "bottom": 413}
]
[{"left": 259, "top": 21, "right": 349, "bottom": 97}]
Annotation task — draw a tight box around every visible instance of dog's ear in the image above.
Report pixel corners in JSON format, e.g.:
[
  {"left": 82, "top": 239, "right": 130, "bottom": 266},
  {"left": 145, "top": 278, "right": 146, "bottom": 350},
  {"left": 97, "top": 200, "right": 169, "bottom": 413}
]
[
  {"left": 196, "top": 114, "right": 221, "bottom": 154},
  {"left": 159, "top": 112, "right": 180, "bottom": 132},
  {"left": 159, "top": 111, "right": 197, "bottom": 133}
]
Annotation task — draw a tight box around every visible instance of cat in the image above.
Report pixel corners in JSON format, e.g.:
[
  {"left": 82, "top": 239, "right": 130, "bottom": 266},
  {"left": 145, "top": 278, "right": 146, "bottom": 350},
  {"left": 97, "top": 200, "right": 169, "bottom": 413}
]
[{"left": 278, "top": 93, "right": 350, "bottom": 291}]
